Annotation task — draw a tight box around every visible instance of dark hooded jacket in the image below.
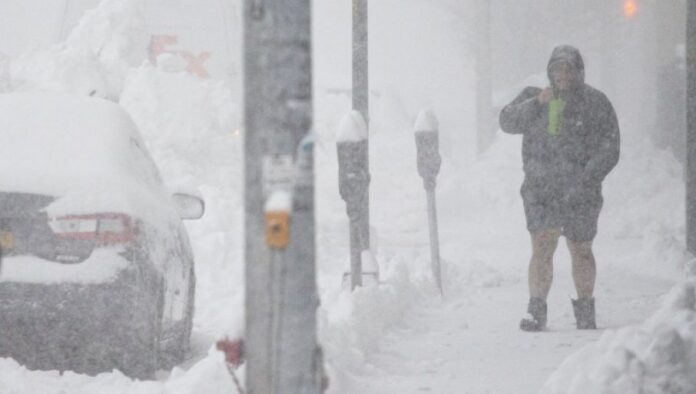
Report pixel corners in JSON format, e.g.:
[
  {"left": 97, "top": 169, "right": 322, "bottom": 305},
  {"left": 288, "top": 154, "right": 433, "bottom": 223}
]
[{"left": 499, "top": 46, "right": 620, "bottom": 203}]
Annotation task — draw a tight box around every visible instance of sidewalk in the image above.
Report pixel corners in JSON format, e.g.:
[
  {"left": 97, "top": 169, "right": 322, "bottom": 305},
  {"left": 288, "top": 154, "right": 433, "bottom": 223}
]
[{"left": 349, "top": 236, "right": 673, "bottom": 394}]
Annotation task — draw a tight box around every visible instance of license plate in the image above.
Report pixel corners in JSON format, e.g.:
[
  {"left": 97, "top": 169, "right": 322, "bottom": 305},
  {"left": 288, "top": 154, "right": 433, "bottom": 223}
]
[{"left": 0, "top": 231, "right": 13, "bottom": 251}]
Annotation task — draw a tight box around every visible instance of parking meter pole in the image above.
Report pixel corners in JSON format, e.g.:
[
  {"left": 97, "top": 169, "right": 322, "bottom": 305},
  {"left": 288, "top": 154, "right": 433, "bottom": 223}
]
[
  {"left": 425, "top": 187, "right": 441, "bottom": 291},
  {"left": 244, "top": 1, "right": 322, "bottom": 393},
  {"left": 414, "top": 110, "right": 443, "bottom": 294},
  {"left": 337, "top": 111, "right": 370, "bottom": 290},
  {"left": 350, "top": 216, "right": 362, "bottom": 288}
]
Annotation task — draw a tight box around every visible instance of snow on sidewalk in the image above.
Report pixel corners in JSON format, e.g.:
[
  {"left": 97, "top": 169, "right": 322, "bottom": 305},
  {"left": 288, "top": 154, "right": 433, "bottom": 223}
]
[
  {"left": 343, "top": 240, "right": 674, "bottom": 394},
  {"left": 322, "top": 134, "right": 687, "bottom": 393}
]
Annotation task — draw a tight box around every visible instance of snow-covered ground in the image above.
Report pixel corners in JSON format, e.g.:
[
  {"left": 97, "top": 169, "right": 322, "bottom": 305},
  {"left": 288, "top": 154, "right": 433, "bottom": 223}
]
[{"left": 1, "top": 0, "right": 693, "bottom": 393}]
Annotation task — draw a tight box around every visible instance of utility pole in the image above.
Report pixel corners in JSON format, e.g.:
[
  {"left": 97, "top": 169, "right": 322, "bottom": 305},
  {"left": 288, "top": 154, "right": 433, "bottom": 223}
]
[
  {"left": 688, "top": 0, "right": 696, "bottom": 256},
  {"left": 475, "top": 0, "right": 494, "bottom": 154},
  {"left": 353, "top": 0, "right": 368, "bottom": 123},
  {"left": 244, "top": 0, "right": 322, "bottom": 393},
  {"left": 351, "top": 0, "right": 370, "bottom": 286}
]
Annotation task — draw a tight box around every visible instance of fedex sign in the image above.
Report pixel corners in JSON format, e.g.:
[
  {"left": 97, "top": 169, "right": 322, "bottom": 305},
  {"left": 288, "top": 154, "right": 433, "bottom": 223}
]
[{"left": 148, "top": 35, "right": 211, "bottom": 78}]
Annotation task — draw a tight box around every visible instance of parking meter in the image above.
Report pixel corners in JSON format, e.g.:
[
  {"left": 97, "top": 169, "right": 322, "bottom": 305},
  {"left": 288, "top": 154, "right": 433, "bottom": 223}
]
[
  {"left": 337, "top": 111, "right": 370, "bottom": 289},
  {"left": 414, "top": 110, "right": 441, "bottom": 191},
  {"left": 337, "top": 139, "right": 370, "bottom": 218},
  {"left": 414, "top": 110, "right": 442, "bottom": 295}
]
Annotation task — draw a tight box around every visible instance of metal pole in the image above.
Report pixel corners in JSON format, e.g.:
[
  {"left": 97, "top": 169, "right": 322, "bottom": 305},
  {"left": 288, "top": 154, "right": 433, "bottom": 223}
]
[
  {"left": 425, "top": 189, "right": 441, "bottom": 292},
  {"left": 476, "top": 0, "right": 494, "bottom": 154},
  {"left": 244, "top": 0, "right": 321, "bottom": 392},
  {"left": 352, "top": 0, "right": 370, "bottom": 277},
  {"left": 687, "top": 0, "right": 696, "bottom": 255},
  {"left": 353, "top": 0, "right": 369, "bottom": 123},
  {"left": 350, "top": 215, "right": 362, "bottom": 288}
]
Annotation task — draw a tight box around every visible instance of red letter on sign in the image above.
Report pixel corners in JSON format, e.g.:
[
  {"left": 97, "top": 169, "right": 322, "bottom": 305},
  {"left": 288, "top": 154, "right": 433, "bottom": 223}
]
[
  {"left": 148, "top": 35, "right": 179, "bottom": 64},
  {"left": 180, "top": 51, "right": 211, "bottom": 79}
]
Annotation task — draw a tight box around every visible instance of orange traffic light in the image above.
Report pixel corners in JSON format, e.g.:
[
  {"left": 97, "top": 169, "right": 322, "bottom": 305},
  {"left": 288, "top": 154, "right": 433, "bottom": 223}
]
[{"left": 624, "top": 0, "right": 638, "bottom": 18}]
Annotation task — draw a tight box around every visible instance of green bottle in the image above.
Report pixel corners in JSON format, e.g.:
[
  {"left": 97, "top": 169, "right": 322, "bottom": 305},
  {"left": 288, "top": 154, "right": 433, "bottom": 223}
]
[{"left": 547, "top": 98, "right": 566, "bottom": 136}]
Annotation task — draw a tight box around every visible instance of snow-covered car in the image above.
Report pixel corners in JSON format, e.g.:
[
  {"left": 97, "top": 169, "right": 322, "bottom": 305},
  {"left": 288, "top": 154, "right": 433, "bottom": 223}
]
[{"left": 0, "top": 92, "right": 204, "bottom": 378}]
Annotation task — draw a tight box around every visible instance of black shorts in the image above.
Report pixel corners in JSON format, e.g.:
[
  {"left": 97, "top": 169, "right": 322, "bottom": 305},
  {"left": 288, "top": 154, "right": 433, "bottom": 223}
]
[{"left": 521, "top": 181, "right": 603, "bottom": 242}]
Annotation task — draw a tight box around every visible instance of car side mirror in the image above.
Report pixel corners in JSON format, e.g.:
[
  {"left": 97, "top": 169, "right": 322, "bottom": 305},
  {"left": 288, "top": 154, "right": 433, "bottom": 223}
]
[{"left": 172, "top": 193, "right": 205, "bottom": 220}]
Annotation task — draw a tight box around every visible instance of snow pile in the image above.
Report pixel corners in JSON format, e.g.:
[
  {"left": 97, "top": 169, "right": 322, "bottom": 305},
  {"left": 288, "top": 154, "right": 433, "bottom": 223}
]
[
  {"left": 0, "top": 93, "right": 164, "bottom": 201},
  {"left": 319, "top": 259, "right": 427, "bottom": 392},
  {"left": 444, "top": 258, "right": 506, "bottom": 289},
  {"left": 119, "top": 62, "right": 238, "bottom": 186},
  {"left": 541, "top": 280, "right": 696, "bottom": 394},
  {"left": 0, "top": 347, "right": 236, "bottom": 394},
  {"left": 10, "top": 0, "right": 145, "bottom": 99},
  {"left": 602, "top": 140, "right": 688, "bottom": 278}
]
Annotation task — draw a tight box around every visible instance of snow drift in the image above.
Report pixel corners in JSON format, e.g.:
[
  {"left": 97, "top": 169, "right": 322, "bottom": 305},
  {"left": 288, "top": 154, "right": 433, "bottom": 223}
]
[{"left": 541, "top": 280, "right": 696, "bottom": 394}]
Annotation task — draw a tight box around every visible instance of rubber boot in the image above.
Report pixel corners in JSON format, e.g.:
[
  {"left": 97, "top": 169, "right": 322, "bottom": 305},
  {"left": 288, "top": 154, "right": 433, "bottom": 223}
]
[
  {"left": 572, "top": 297, "right": 596, "bottom": 329},
  {"left": 520, "top": 297, "right": 547, "bottom": 332}
]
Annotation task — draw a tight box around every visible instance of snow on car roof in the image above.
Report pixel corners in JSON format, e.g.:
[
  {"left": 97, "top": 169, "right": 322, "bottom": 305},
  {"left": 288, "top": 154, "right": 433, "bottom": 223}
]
[{"left": 0, "top": 92, "right": 171, "bottom": 220}]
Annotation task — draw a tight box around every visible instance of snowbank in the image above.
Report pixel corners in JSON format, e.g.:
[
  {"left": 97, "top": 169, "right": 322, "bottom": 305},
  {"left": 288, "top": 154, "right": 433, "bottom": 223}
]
[
  {"left": 541, "top": 280, "right": 696, "bottom": 394},
  {"left": 601, "top": 140, "right": 688, "bottom": 279},
  {"left": 319, "top": 260, "right": 427, "bottom": 392},
  {"left": 0, "top": 347, "right": 237, "bottom": 394},
  {"left": 9, "top": 0, "right": 145, "bottom": 99}
]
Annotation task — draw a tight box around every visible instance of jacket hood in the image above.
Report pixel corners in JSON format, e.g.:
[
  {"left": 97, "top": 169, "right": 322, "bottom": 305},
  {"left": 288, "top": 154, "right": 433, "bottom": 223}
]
[{"left": 547, "top": 45, "right": 585, "bottom": 88}]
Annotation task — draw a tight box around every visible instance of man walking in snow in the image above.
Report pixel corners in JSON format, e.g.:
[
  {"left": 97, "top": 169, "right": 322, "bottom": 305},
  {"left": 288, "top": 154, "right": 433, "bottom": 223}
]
[{"left": 499, "top": 45, "right": 620, "bottom": 331}]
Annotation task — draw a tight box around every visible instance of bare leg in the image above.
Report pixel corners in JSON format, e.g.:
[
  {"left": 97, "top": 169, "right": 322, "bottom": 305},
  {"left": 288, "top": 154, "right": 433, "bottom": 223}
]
[
  {"left": 529, "top": 228, "right": 562, "bottom": 300},
  {"left": 567, "top": 239, "right": 596, "bottom": 299}
]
